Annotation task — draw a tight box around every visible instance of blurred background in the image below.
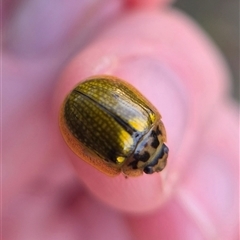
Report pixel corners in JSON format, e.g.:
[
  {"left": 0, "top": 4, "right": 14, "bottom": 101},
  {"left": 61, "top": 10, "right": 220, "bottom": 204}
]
[{"left": 174, "top": 0, "right": 239, "bottom": 102}]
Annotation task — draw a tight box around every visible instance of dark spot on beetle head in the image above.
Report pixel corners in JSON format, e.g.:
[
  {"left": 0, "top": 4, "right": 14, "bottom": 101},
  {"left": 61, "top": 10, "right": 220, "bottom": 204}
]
[
  {"left": 128, "top": 151, "right": 150, "bottom": 169},
  {"left": 150, "top": 130, "right": 159, "bottom": 148},
  {"left": 134, "top": 151, "right": 150, "bottom": 162}
]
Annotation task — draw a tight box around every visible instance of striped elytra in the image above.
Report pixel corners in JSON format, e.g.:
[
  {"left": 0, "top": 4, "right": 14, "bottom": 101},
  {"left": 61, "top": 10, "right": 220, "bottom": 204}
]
[{"left": 59, "top": 75, "right": 168, "bottom": 177}]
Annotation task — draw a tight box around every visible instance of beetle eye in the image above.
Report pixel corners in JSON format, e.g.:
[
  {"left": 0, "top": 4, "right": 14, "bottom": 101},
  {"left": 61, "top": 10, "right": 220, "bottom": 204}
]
[
  {"left": 163, "top": 144, "right": 169, "bottom": 154},
  {"left": 143, "top": 166, "right": 154, "bottom": 174}
]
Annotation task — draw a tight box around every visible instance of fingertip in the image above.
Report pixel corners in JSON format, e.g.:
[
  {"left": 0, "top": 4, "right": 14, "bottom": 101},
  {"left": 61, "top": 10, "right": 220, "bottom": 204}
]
[{"left": 53, "top": 8, "right": 232, "bottom": 214}]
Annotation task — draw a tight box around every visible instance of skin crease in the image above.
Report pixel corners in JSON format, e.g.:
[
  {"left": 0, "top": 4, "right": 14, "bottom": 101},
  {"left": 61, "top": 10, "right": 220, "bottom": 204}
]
[{"left": 3, "top": 0, "right": 239, "bottom": 240}]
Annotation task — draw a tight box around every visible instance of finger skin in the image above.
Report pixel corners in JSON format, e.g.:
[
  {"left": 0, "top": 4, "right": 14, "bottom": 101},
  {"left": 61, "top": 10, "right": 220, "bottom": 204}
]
[{"left": 55, "top": 8, "right": 234, "bottom": 214}]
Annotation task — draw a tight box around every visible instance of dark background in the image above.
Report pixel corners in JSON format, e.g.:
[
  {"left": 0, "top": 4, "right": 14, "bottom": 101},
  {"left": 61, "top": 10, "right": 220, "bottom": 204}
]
[{"left": 174, "top": 0, "right": 239, "bottom": 102}]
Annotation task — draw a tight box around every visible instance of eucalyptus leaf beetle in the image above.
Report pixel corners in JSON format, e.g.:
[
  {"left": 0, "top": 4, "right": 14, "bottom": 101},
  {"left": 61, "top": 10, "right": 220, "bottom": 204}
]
[{"left": 59, "top": 75, "right": 168, "bottom": 177}]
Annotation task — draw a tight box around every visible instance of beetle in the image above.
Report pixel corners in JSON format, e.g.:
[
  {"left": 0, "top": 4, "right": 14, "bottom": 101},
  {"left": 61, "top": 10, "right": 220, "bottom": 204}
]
[{"left": 59, "top": 75, "right": 168, "bottom": 177}]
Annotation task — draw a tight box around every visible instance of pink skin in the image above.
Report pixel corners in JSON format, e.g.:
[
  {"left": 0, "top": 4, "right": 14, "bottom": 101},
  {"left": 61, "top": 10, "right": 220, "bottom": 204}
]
[{"left": 3, "top": 1, "right": 239, "bottom": 239}]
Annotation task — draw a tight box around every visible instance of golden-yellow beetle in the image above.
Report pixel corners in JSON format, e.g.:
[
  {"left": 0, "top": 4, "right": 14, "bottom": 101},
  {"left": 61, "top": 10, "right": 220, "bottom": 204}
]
[{"left": 59, "top": 75, "right": 168, "bottom": 177}]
